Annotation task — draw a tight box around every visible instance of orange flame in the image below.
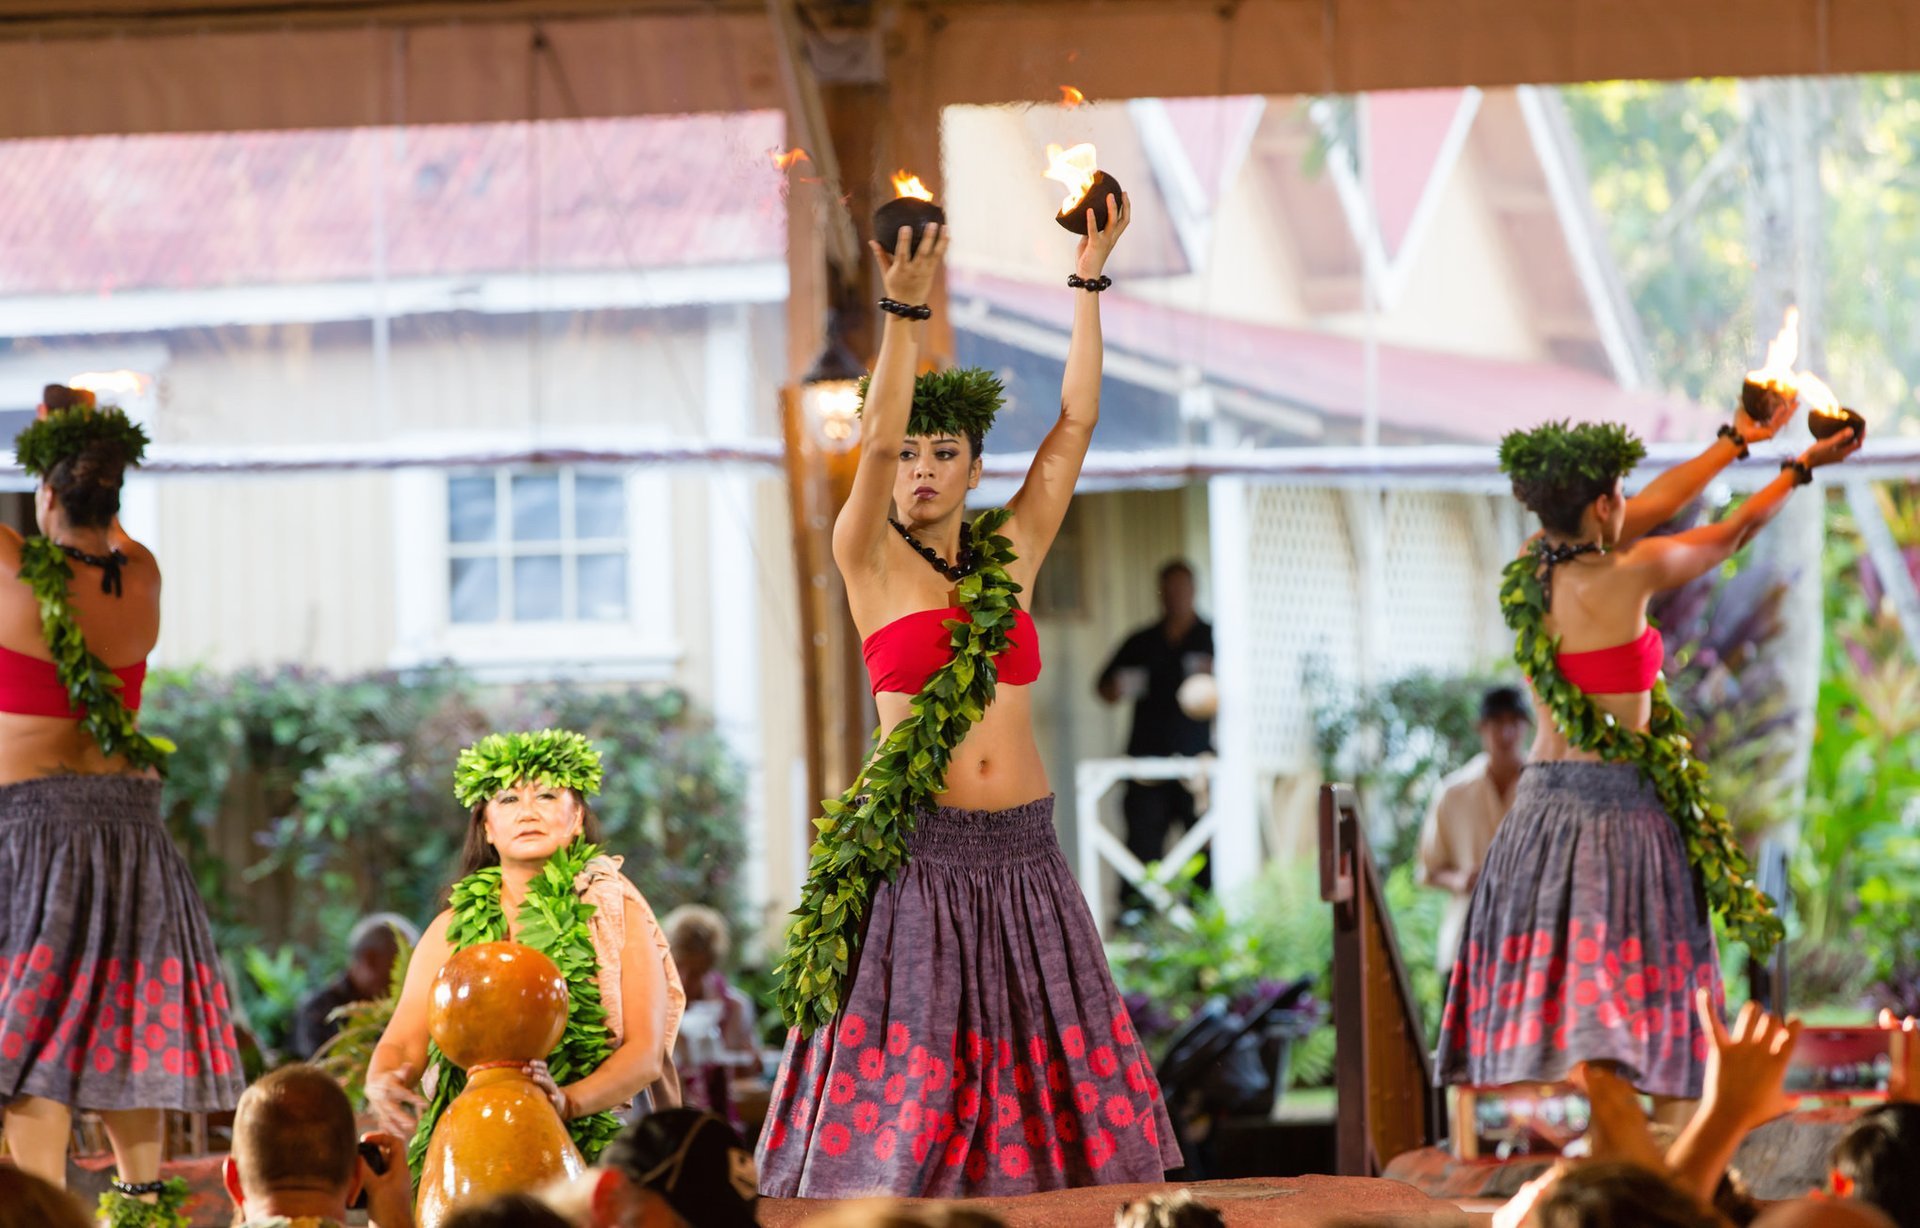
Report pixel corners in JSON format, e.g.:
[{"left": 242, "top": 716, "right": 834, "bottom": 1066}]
[
  {"left": 1059, "top": 85, "right": 1086, "bottom": 109},
  {"left": 1795, "top": 370, "right": 1839, "bottom": 414},
  {"left": 771, "top": 147, "right": 811, "bottom": 171},
  {"left": 890, "top": 170, "right": 934, "bottom": 201},
  {"left": 1043, "top": 142, "right": 1100, "bottom": 215},
  {"left": 1746, "top": 307, "right": 1801, "bottom": 391}
]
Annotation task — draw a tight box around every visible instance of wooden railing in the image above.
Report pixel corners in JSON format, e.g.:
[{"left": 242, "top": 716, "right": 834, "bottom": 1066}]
[{"left": 1318, "top": 782, "right": 1443, "bottom": 1175}]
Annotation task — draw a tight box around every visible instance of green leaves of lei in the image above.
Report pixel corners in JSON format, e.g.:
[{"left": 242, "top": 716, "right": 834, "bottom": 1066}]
[
  {"left": 17, "top": 537, "right": 173, "bottom": 772},
  {"left": 407, "top": 837, "right": 622, "bottom": 1176},
  {"left": 1502, "top": 545, "right": 1784, "bottom": 958},
  {"left": 97, "top": 1179, "right": 191, "bottom": 1228},
  {"left": 774, "top": 508, "right": 1020, "bottom": 1035}
]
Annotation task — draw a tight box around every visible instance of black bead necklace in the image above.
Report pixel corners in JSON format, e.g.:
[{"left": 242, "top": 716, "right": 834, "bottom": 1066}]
[
  {"left": 58, "top": 543, "right": 127, "bottom": 597},
  {"left": 889, "top": 518, "right": 974, "bottom": 581}
]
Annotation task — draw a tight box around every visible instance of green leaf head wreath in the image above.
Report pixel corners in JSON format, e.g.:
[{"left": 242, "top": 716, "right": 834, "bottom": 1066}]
[
  {"left": 15, "top": 402, "right": 150, "bottom": 478},
  {"left": 857, "top": 366, "right": 1004, "bottom": 449},
  {"left": 454, "top": 729, "right": 605, "bottom": 808}
]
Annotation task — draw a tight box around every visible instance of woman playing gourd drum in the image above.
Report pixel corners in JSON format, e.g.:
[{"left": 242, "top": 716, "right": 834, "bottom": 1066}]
[
  {"left": 1436, "top": 408, "right": 1860, "bottom": 1111},
  {"left": 0, "top": 387, "right": 244, "bottom": 1227},
  {"left": 759, "top": 200, "right": 1180, "bottom": 1198},
  {"left": 365, "top": 730, "right": 684, "bottom": 1171}
]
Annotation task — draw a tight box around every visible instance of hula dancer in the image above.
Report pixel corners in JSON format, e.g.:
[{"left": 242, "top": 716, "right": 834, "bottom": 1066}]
[
  {"left": 760, "top": 195, "right": 1179, "bottom": 1197},
  {"left": 1436, "top": 408, "right": 1860, "bottom": 1110},
  {"left": 365, "top": 730, "right": 685, "bottom": 1171},
  {"left": 0, "top": 386, "right": 244, "bottom": 1225}
]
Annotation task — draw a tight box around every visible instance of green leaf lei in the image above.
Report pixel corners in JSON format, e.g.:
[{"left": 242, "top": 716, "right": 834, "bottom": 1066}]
[
  {"left": 453, "top": 729, "right": 605, "bottom": 808},
  {"left": 774, "top": 507, "right": 1021, "bottom": 1035},
  {"left": 408, "top": 836, "right": 622, "bottom": 1176},
  {"left": 16, "top": 536, "right": 173, "bottom": 772},
  {"left": 97, "top": 1178, "right": 191, "bottom": 1228},
  {"left": 1502, "top": 544, "right": 1784, "bottom": 958}
]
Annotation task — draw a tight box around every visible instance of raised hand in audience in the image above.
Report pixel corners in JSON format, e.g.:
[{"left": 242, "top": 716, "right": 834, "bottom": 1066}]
[
  {"left": 1667, "top": 988, "right": 1802, "bottom": 1202},
  {"left": 1877, "top": 1009, "right": 1920, "bottom": 1102}
]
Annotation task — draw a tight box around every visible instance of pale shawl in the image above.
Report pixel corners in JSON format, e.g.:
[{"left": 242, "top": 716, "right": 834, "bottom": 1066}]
[{"left": 573, "top": 854, "right": 686, "bottom": 1106}]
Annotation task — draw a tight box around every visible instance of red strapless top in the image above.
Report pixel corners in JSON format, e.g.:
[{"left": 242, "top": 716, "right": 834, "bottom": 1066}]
[
  {"left": 0, "top": 643, "right": 146, "bottom": 717},
  {"left": 1557, "top": 626, "right": 1663, "bottom": 694},
  {"left": 862, "top": 607, "right": 1043, "bottom": 696}
]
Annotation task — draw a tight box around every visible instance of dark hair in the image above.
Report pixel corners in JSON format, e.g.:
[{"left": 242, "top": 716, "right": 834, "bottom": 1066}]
[
  {"left": 1159, "top": 560, "right": 1195, "bottom": 585},
  {"left": 441, "top": 1193, "right": 572, "bottom": 1228},
  {"left": 1115, "top": 1191, "right": 1227, "bottom": 1228},
  {"left": 1530, "top": 1162, "right": 1723, "bottom": 1228},
  {"left": 445, "top": 790, "right": 604, "bottom": 902},
  {"left": 1511, "top": 470, "right": 1620, "bottom": 538},
  {"left": 231, "top": 1064, "right": 359, "bottom": 1198},
  {"left": 1480, "top": 686, "right": 1531, "bottom": 723},
  {"left": 44, "top": 442, "right": 126, "bottom": 529},
  {"left": 0, "top": 1167, "right": 92, "bottom": 1228},
  {"left": 1835, "top": 1103, "right": 1920, "bottom": 1227}
]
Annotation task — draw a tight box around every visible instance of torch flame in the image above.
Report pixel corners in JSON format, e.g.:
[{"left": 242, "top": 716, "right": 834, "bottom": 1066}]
[
  {"left": 770, "top": 147, "right": 811, "bottom": 171},
  {"left": 1747, "top": 307, "right": 1801, "bottom": 389},
  {"left": 1794, "top": 370, "right": 1840, "bottom": 415},
  {"left": 890, "top": 170, "right": 934, "bottom": 201},
  {"left": 1059, "top": 85, "right": 1087, "bottom": 109},
  {"left": 67, "top": 370, "right": 151, "bottom": 401},
  {"left": 1043, "top": 142, "right": 1100, "bottom": 215}
]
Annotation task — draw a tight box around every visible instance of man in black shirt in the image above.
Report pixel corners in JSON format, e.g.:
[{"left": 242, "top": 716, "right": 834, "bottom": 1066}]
[
  {"left": 1096, "top": 560, "right": 1215, "bottom": 902},
  {"left": 291, "top": 913, "right": 417, "bottom": 1059}
]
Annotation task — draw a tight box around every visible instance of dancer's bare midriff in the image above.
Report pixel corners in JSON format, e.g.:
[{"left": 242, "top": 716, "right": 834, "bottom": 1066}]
[
  {"left": 874, "top": 682, "right": 1049, "bottom": 812},
  {"left": 0, "top": 714, "right": 148, "bottom": 785},
  {"left": 1528, "top": 687, "right": 1654, "bottom": 764}
]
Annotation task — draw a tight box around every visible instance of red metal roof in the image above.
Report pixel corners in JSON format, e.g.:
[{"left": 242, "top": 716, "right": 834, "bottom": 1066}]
[
  {"left": 0, "top": 113, "right": 787, "bottom": 297},
  {"left": 953, "top": 269, "right": 1695, "bottom": 444}
]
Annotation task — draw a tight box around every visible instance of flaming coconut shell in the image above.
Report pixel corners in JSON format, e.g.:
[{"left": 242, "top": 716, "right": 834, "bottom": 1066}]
[
  {"left": 873, "top": 196, "right": 945, "bottom": 257},
  {"left": 1741, "top": 377, "right": 1795, "bottom": 427},
  {"left": 1055, "top": 170, "right": 1124, "bottom": 236},
  {"left": 1807, "top": 406, "right": 1867, "bottom": 443}
]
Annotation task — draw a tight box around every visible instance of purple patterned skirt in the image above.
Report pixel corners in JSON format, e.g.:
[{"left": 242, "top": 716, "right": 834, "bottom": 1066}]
[
  {"left": 757, "top": 796, "right": 1181, "bottom": 1198},
  {"left": 0, "top": 775, "right": 246, "bottom": 1112},
  {"left": 1434, "top": 762, "right": 1724, "bottom": 1098}
]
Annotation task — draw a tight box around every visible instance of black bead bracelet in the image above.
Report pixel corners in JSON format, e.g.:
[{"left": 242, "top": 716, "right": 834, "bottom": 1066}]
[
  {"left": 1716, "top": 423, "right": 1751, "bottom": 459},
  {"left": 111, "top": 1178, "right": 169, "bottom": 1197},
  {"left": 1781, "top": 458, "right": 1813, "bottom": 487},
  {"left": 1067, "top": 274, "right": 1113, "bottom": 292},
  {"left": 879, "top": 298, "right": 932, "bottom": 321}
]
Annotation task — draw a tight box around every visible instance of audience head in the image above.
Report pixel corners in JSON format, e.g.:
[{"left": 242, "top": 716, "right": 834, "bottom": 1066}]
[
  {"left": 797, "top": 1201, "right": 1008, "bottom": 1228},
  {"left": 345, "top": 912, "right": 418, "bottom": 999},
  {"left": 1114, "top": 1191, "right": 1226, "bottom": 1228},
  {"left": 594, "top": 1108, "right": 759, "bottom": 1228},
  {"left": 1478, "top": 685, "right": 1532, "bottom": 763},
  {"left": 664, "top": 905, "right": 732, "bottom": 985},
  {"left": 1158, "top": 560, "right": 1196, "bottom": 619},
  {"left": 223, "top": 1064, "right": 362, "bottom": 1217},
  {"left": 0, "top": 1167, "right": 92, "bottom": 1228},
  {"left": 444, "top": 1193, "right": 577, "bottom": 1228},
  {"left": 1526, "top": 1161, "right": 1722, "bottom": 1228},
  {"left": 1833, "top": 1103, "right": 1920, "bottom": 1228},
  {"left": 1752, "top": 1201, "right": 1898, "bottom": 1228}
]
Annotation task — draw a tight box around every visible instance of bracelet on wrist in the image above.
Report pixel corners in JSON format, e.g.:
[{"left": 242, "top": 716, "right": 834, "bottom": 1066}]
[
  {"left": 1716, "top": 423, "right": 1751, "bottom": 460},
  {"left": 1067, "top": 273, "right": 1112, "bottom": 292},
  {"left": 1781, "top": 458, "right": 1814, "bottom": 487},
  {"left": 878, "top": 298, "right": 932, "bottom": 321}
]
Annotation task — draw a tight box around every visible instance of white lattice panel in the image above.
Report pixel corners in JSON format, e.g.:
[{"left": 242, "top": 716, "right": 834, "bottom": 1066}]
[
  {"left": 1244, "top": 486, "right": 1362, "bottom": 771},
  {"left": 1380, "top": 492, "right": 1495, "bottom": 676}
]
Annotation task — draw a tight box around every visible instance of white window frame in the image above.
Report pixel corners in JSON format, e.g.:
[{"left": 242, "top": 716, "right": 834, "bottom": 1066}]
[{"left": 392, "top": 461, "right": 680, "bottom": 680}]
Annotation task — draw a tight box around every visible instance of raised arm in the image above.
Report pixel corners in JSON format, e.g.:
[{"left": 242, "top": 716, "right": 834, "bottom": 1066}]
[
  {"left": 1621, "top": 399, "right": 1789, "bottom": 542},
  {"left": 1005, "top": 194, "right": 1130, "bottom": 576},
  {"left": 1622, "top": 428, "right": 1859, "bottom": 592},
  {"left": 830, "top": 226, "right": 950, "bottom": 579}
]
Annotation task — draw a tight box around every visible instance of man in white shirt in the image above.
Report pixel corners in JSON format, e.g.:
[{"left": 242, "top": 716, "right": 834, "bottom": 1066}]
[{"left": 1417, "top": 686, "right": 1529, "bottom": 973}]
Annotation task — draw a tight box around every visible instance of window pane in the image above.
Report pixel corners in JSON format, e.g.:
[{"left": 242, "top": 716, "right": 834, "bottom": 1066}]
[
  {"left": 512, "top": 554, "right": 564, "bottom": 621},
  {"left": 511, "top": 474, "right": 562, "bottom": 542},
  {"left": 577, "top": 553, "right": 628, "bottom": 621},
  {"left": 448, "top": 476, "right": 497, "bottom": 543},
  {"left": 449, "top": 557, "right": 499, "bottom": 623},
  {"left": 575, "top": 475, "right": 626, "bottom": 540}
]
